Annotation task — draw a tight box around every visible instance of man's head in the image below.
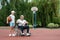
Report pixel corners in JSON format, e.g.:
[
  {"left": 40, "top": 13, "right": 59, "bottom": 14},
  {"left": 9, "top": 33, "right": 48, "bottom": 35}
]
[
  {"left": 11, "top": 10, "right": 15, "bottom": 15},
  {"left": 20, "top": 15, "right": 24, "bottom": 20}
]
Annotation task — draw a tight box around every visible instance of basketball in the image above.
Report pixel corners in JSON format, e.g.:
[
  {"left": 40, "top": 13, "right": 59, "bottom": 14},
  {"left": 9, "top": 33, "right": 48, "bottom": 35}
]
[{"left": 8, "top": 16, "right": 12, "bottom": 22}]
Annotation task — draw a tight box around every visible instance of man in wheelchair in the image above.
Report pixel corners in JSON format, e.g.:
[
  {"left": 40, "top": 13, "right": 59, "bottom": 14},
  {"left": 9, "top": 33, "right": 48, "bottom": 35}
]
[{"left": 16, "top": 15, "right": 31, "bottom": 36}]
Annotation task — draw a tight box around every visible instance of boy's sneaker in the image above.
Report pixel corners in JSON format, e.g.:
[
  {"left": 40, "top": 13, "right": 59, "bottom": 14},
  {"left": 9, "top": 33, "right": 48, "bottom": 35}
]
[{"left": 9, "top": 34, "right": 12, "bottom": 37}]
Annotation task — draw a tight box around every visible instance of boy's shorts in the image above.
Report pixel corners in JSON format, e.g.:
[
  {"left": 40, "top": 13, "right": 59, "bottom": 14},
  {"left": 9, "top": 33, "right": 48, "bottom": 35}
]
[{"left": 10, "top": 22, "right": 15, "bottom": 27}]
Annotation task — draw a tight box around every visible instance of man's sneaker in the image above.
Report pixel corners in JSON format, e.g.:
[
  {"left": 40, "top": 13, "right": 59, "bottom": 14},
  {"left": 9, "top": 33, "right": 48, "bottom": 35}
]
[
  {"left": 21, "top": 33, "right": 25, "bottom": 36},
  {"left": 9, "top": 34, "right": 12, "bottom": 37},
  {"left": 12, "top": 34, "right": 16, "bottom": 37},
  {"left": 26, "top": 33, "right": 31, "bottom": 36}
]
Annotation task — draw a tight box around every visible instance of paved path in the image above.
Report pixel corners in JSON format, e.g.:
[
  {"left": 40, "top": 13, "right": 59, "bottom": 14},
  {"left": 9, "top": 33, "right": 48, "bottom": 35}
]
[{"left": 0, "top": 28, "right": 60, "bottom": 40}]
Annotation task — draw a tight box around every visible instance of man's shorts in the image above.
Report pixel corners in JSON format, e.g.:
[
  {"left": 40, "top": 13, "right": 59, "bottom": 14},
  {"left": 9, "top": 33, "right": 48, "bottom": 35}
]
[
  {"left": 10, "top": 22, "right": 15, "bottom": 27},
  {"left": 18, "top": 26, "right": 29, "bottom": 30}
]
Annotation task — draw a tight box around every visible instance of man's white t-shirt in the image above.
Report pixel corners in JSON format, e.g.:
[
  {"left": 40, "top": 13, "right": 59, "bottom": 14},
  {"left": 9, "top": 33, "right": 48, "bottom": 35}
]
[
  {"left": 17, "top": 19, "right": 27, "bottom": 26},
  {"left": 9, "top": 14, "right": 15, "bottom": 23}
]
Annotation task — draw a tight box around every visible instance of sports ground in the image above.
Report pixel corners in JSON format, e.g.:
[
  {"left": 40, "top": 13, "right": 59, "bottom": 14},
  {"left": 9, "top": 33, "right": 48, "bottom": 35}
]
[{"left": 0, "top": 27, "right": 60, "bottom": 40}]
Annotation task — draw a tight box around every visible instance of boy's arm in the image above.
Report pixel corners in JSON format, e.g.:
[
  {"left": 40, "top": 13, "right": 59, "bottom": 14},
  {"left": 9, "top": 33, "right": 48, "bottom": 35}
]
[
  {"left": 6, "top": 16, "right": 10, "bottom": 24},
  {"left": 6, "top": 17, "right": 9, "bottom": 24}
]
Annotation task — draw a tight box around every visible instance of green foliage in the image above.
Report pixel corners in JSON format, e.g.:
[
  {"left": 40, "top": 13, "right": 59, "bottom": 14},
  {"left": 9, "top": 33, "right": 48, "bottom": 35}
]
[
  {"left": 47, "top": 23, "right": 59, "bottom": 28},
  {"left": 54, "top": 24, "right": 59, "bottom": 28},
  {"left": 29, "top": 25, "right": 33, "bottom": 28},
  {"left": 53, "top": 16, "right": 60, "bottom": 25},
  {"left": 47, "top": 23, "right": 55, "bottom": 28},
  {"left": 37, "top": 0, "right": 58, "bottom": 27},
  {"left": 0, "top": 0, "right": 59, "bottom": 27}
]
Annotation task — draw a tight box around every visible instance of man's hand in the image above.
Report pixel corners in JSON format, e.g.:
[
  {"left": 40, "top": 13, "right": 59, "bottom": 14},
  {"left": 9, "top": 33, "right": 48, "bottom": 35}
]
[
  {"left": 25, "top": 22, "right": 28, "bottom": 24},
  {"left": 24, "top": 22, "right": 28, "bottom": 26}
]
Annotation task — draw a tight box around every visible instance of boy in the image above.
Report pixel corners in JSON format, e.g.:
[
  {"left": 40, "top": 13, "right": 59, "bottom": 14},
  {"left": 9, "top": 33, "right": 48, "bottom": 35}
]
[{"left": 7, "top": 11, "right": 15, "bottom": 36}]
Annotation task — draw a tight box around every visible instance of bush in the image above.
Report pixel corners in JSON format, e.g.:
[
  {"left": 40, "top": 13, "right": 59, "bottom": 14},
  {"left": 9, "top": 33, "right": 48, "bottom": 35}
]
[
  {"left": 47, "top": 23, "right": 59, "bottom": 28},
  {"left": 54, "top": 24, "right": 59, "bottom": 28},
  {"left": 29, "top": 25, "right": 33, "bottom": 28},
  {"left": 47, "top": 23, "right": 55, "bottom": 28}
]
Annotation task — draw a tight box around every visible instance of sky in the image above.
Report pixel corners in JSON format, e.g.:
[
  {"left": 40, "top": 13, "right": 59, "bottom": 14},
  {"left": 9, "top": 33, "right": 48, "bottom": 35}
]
[{"left": 0, "top": 0, "right": 2, "bottom": 9}]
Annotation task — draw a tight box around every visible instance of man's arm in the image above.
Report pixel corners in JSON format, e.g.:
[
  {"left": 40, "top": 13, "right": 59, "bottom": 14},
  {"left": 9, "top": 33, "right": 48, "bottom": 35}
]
[
  {"left": 16, "top": 19, "right": 20, "bottom": 26},
  {"left": 25, "top": 20, "right": 28, "bottom": 24},
  {"left": 16, "top": 19, "right": 19, "bottom": 23},
  {"left": 24, "top": 20, "right": 28, "bottom": 25}
]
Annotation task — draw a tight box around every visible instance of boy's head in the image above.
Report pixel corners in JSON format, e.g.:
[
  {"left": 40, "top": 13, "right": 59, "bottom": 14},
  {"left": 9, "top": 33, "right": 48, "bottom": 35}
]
[{"left": 11, "top": 10, "right": 15, "bottom": 15}]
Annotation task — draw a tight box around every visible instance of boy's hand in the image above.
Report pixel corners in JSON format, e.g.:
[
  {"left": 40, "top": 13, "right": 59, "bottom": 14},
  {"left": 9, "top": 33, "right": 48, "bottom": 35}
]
[
  {"left": 7, "top": 21, "right": 8, "bottom": 24},
  {"left": 7, "top": 16, "right": 9, "bottom": 24}
]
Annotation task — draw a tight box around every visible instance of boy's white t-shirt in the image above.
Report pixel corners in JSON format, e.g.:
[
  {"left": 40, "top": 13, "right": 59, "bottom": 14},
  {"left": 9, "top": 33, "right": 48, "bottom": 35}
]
[
  {"left": 9, "top": 14, "right": 15, "bottom": 23},
  {"left": 17, "top": 19, "right": 27, "bottom": 26}
]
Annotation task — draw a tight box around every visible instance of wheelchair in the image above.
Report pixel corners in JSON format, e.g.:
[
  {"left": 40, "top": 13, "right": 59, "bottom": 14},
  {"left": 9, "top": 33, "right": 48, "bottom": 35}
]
[{"left": 15, "top": 23, "right": 31, "bottom": 36}]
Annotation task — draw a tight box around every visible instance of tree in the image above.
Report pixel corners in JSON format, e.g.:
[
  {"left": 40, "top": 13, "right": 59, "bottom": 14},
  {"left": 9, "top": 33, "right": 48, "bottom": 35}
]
[{"left": 0, "top": 0, "right": 58, "bottom": 27}]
